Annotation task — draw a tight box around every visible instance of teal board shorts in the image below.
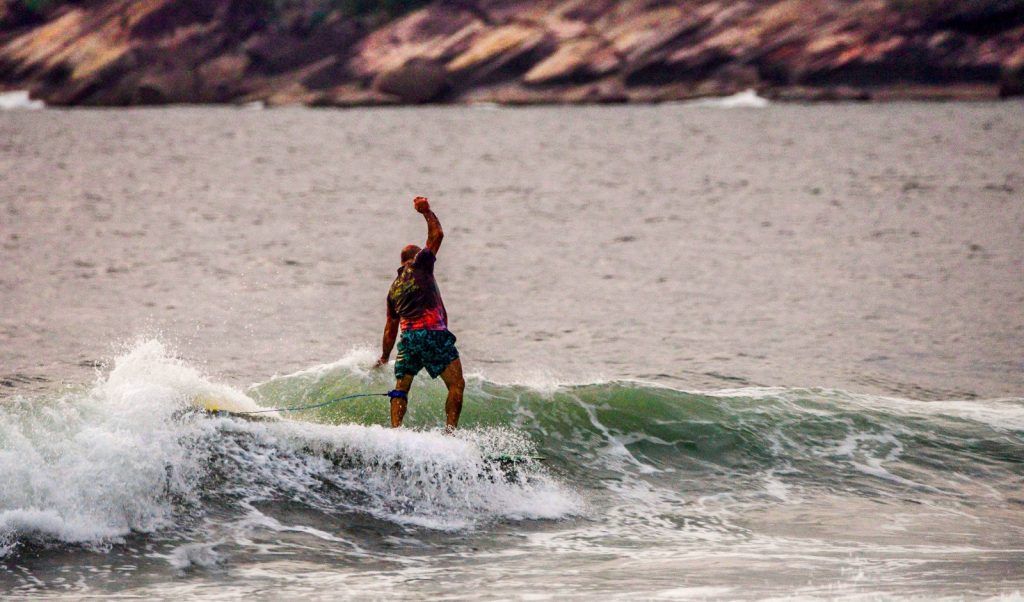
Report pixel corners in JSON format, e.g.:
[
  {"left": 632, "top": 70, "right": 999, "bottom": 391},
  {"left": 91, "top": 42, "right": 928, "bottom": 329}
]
[{"left": 394, "top": 329, "right": 459, "bottom": 379}]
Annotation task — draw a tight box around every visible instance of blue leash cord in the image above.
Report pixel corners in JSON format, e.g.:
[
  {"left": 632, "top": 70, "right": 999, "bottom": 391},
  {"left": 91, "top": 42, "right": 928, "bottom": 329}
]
[{"left": 228, "top": 390, "right": 407, "bottom": 415}]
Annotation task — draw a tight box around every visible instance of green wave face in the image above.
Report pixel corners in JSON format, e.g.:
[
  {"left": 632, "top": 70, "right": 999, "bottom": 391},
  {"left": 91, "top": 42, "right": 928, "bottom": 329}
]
[{"left": 250, "top": 367, "right": 1024, "bottom": 504}]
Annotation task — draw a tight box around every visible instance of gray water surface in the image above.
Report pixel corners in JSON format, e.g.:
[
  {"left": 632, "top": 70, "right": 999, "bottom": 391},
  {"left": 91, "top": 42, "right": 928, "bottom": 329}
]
[
  {"left": 2, "top": 102, "right": 1022, "bottom": 398},
  {"left": 1, "top": 102, "right": 1023, "bottom": 600}
]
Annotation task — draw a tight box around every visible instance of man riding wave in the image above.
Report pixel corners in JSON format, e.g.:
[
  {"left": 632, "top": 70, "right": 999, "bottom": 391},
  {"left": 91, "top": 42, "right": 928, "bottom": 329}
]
[{"left": 376, "top": 196, "right": 465, "bottom": 433}]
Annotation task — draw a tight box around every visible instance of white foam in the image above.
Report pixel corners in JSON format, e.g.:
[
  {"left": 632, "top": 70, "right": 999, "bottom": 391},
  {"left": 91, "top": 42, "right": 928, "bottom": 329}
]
[
  {"left": 762, "top": 470, "right": 791, "bottom": 501},
  {"left": 0, "top": 508, "right": 125, "bottom": 547},
  {"left": 253, "top": 346, "right": 379, "bottom": 387},
  {"left": 0, "top": 340, "right": 213, "bottom": 552},
  {"left": 650, "top": 586, "right": 734, "bottom": 599},
  {"left": 0, "top": 90, "right": 45, "bottom": 110},
  {"left": 985, "top": 592, "right": 1024, "bottom": 602},
  {"left": 694, "top": 386, "right": 1024, "bottom": 431},
  {"left": 0, "top": 339, "right": 580, "bottom": 555},
  {"left": 685, "top": 89, "right": 769, "bottom": 109},
  {"left": 165, "top": 542, "right": 223, "bottom": 570},
  {"left": 260, "top": 419, "right": 582, "bottom": 528},
  {"left": 882, "top": 397, "right": 1024, "bottom": 432}
]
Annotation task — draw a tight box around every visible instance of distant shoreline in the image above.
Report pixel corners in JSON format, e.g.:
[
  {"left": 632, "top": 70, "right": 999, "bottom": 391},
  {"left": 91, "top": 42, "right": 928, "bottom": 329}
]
[
  {"left": 2, "top": 0, "right": 1022, "bottom": 109},
  {"left": 2, "top": 85, "right": 1019, "bottom": 112}
]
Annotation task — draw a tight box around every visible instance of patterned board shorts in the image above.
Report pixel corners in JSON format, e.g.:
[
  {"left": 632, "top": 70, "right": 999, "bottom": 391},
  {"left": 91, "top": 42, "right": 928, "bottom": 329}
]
[{"left": 394, "top": 329, "right": 459, "bottom": 379}]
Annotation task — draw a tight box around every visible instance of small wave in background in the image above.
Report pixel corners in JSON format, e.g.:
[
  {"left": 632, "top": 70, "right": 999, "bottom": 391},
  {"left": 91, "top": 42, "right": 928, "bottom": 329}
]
[
  {"left": 0, "top": 90, "right": 44, "bottom": 111},
  {"left": 1, "top": 339, "right": 1022, "bottom": 598},
  {"left": 681, "top": 89, "right": 770, "bottom": 109}
]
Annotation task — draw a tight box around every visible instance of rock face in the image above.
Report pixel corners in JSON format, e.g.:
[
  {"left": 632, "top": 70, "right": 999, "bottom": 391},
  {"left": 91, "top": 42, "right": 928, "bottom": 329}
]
[
  {"left": 1, "top": 0, "right": 1022, "bottom": 106},
  {"left": 1003, "top": 47, "right": 1024, "bottom": 97},
  {"left": 372, "top": 58, "right": 448, "bottom": 102}
]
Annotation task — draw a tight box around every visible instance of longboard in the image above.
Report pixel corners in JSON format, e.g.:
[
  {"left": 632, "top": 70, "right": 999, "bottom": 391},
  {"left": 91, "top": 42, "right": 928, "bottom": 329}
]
[{"left": 190, "top": 394, "right": 543, "bottom": 474}]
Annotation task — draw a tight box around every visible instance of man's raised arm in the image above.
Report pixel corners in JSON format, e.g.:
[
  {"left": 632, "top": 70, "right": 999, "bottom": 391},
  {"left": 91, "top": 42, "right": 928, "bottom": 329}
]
[{"left": 414, "top": 196, "right": 443, "bottom": 254}]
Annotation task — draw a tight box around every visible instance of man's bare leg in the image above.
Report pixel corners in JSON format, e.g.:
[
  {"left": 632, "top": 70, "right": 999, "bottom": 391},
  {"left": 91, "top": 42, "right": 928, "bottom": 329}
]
[
  {"left": 439, "top": 358, "right": 465, "bottom": 434},
  {"left": 391, "top": 374, "right": 414, "bottom": 427}
]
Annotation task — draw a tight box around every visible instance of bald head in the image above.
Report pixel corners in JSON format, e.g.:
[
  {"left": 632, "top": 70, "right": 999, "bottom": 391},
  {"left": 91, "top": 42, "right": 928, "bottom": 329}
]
[{"left": 401, "top": 244, "right": 421, "bottom": 264}]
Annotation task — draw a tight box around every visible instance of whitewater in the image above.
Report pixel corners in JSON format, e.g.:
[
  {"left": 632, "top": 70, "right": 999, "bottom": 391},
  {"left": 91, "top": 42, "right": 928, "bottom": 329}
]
[{"left": 1, "top": 339, "right": 1021, "bottom": 599}]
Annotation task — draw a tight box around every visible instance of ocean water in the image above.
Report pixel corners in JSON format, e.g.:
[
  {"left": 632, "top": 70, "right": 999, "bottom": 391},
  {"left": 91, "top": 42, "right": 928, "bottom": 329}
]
[
  {"left": 1, "top": 340, "right": 1022, "bottom": 599},
  {"left": 1, "top": 101, "right": 1023, "bottom": 599}
]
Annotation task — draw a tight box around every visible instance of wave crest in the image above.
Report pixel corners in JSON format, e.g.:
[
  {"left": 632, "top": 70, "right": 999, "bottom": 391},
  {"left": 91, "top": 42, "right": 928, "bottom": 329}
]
[{"left": 0, "top": 340, "right": 580, "bottom": 556}]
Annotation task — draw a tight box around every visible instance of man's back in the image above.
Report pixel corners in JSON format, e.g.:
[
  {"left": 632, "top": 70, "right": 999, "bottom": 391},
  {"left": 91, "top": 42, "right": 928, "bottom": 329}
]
[{"left": 387, "top": 248, "right": 447, "bottom": 331}]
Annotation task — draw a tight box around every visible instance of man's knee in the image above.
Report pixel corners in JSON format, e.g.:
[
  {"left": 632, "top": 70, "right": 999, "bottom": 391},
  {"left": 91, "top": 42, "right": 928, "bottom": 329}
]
[
  {"left": 444, "top": 378, "right": 465, "bottom": 395},
  {"left": 438, "top": 356, "right": 464, "bottom": 395},
  {"left": 395, "top": 375, "right": 414, "bottom": 391}
]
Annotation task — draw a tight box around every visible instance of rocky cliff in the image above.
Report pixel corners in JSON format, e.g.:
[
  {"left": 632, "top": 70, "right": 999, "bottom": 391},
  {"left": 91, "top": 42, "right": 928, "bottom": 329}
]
[{"left": 2, "top": 0, "right": 1023, "bottom": 106}]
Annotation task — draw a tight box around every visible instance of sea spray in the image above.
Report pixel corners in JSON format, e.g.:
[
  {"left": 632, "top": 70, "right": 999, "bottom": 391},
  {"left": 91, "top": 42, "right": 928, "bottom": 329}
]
[
  {"left": 0, "top": 340, "right": 214, "bottom": 554},
  {"left": 0, "top": 340, "right": 582, "bottom": 556}
]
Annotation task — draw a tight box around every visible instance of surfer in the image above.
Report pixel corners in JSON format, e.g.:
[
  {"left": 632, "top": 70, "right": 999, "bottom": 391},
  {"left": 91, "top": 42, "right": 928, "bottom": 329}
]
[{"left": 376, "top": 196, "right": 465, "bottom": 433}]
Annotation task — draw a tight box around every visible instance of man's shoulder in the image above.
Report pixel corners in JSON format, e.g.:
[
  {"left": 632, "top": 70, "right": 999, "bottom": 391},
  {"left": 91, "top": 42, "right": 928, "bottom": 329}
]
[{"left": 412, "top": 248, "right": 436, "bottom": 270}]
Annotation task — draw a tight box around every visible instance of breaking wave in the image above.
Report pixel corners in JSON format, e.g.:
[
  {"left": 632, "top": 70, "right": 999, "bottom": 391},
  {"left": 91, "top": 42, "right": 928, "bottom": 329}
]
[
  {"left": 0, "top": 341, "right": 576, "bottom": 557},
  {"left": 2, "top": 339, "right": 1022, "bottom": 558}
]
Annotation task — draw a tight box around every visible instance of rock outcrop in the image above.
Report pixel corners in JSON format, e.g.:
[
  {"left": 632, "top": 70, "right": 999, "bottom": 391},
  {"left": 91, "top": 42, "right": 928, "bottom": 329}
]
[
  {"left": 372, "top": 57, "right": 448, "bottom": 101},
  {"left": 1, "top": 0, "right": 1022, "bottom": 106}
]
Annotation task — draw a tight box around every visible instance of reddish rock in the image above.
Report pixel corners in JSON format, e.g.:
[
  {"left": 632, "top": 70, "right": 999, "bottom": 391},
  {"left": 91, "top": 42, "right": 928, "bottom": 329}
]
[
  {"left": 134, "top": 67, "right": 197, "bottom": 104},
  {"left": 447, "top": 24, "right": 550, "bottom": 73},
  {"left": 301, "top": 56, "right": 350, "bottom": 90},
  {"left": 472, "top": 0, "right": 561, "bottom": 24},
  {"left": 372, "top": 57, "right": 448, "bottom": 102},
  {"left": 1, "top": 0, "right": 1022, "bottom": 106},
  {"left": 129, "top": 0, "right": 220, "bottom": 39},
  {"left": 458, "top": 73, "right": 627, "bottom": 105},
  {"left": 623, "top": 81, "right": 700, "bottom": 103},
  {"left": 523, "top": 37, "right": 618, "bottom": 84},
  {"left": 622, "top": 21, "right": 718, "bottom": 83},
  {"left": 585, "top": 77, "right": 628, "bottom": 103},
  {"left": 244, "top": 14, "right": 360, "bottom": 75},
  {"left": 263, "top": 80, "right": 318, "bottom": 106},
  {"left": 554, "top": 0, "right": 619, "bottom": 25},
  {"left": 656, "top": 45, "right": 732, "bottom": 81},
  {"left": 42, "top": 46, "right": 141, "bottom": 106},
  {"left": 622, "top": 11, "right": 708, "bottom": 66},
  {"left": 872, "top": 83, "right": 1000, "bottom": 100},
  {"left": 197, "top": 53, "right": 250, "bottom": 101},
  {"left": 770, "top": 85, "right": 871, "bottom": 101},
  {"left": 443, "top": 22, "right": 558, "bottom": 88},
  {"left": 999, "top": 48, "right": 1024, "bottom": 97},
  {"left": 310, "top": 83, "right": 400, "bottom": 107},
  {"left": 349, "top": 4, "right": 481, "bottom": 79}
]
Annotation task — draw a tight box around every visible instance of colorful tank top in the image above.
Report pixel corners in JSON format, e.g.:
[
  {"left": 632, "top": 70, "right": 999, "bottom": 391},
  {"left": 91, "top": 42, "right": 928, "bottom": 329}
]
[{"left": 387, "top": 248, "right": 447, "bottom": 331}]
